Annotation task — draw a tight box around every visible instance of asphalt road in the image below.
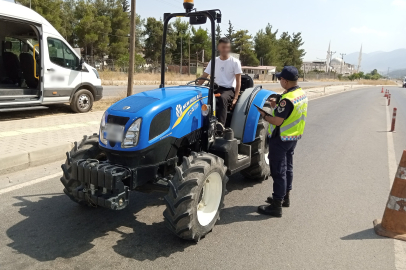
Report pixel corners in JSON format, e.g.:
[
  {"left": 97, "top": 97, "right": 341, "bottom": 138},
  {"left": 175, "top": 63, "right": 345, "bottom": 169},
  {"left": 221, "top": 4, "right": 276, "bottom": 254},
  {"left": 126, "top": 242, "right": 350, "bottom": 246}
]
[
  {"left": 103, "top": 81, "right": 353, "bottom": 97},
  {"left": 0, "top": 86, "right": 405, "bottom": 269}
]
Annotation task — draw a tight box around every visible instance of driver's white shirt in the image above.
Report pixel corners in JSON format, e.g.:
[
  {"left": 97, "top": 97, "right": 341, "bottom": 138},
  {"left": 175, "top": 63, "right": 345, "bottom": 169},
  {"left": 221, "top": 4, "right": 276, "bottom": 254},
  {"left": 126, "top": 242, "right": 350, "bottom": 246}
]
[{"left": 204, "top": 56, "right": 242, "bottom": 88}]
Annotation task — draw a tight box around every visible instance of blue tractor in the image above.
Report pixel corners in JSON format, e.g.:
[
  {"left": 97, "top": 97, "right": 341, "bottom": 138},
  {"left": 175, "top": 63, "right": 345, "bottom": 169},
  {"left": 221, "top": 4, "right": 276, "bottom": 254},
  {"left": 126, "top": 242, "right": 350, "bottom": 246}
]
[{"left": 60, "top": 1, "right": 276, "bottom": 241}]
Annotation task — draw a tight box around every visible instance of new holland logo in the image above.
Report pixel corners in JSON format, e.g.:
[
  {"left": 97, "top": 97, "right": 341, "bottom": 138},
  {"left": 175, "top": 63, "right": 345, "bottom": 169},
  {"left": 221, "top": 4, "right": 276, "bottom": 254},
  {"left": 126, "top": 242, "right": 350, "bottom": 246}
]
[{"left": 176, "top": 104, "right": 183, "bottom": 117}]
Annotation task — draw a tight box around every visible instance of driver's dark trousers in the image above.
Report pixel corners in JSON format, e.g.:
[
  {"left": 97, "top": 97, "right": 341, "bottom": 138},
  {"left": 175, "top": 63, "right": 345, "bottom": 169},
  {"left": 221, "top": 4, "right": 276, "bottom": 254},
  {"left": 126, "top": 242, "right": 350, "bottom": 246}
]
[{"left": 215, "top": 86, "right": 234, "bottom": 125}]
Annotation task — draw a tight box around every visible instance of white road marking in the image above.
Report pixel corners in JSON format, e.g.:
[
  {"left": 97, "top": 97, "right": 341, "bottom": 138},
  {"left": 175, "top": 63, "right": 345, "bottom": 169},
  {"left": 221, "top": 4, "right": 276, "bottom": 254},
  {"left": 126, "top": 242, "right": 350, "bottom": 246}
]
[
  {"left": 386, "top": 104, "right": 406, "bottom": 270},
  {"left": 0, "top": 172, "right": 61, "bottom": 195},
  {"left": 0, "top": 121, "right": 100, "bottom": 138}
]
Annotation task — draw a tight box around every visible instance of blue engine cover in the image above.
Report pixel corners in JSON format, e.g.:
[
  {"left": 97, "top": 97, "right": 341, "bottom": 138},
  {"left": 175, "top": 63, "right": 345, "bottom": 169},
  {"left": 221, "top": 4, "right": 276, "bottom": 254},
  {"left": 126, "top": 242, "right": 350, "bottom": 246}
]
[{"left": 100, "top": 86, "right": 209, "bottom": 152}]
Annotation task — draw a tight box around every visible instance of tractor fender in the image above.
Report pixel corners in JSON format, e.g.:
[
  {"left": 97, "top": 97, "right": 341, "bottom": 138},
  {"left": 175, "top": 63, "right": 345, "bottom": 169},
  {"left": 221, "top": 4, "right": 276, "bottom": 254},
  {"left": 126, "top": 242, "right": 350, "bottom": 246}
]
[{"left": 230, "top": 86, "right": 276, "bottom": 143}]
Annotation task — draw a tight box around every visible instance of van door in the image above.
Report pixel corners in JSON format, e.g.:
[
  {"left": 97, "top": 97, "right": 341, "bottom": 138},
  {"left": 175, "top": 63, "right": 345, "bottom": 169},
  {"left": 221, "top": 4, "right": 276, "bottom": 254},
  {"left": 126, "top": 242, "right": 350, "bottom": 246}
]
[{"left": 43, "top": 34, "right": 81, "bottom": 102}]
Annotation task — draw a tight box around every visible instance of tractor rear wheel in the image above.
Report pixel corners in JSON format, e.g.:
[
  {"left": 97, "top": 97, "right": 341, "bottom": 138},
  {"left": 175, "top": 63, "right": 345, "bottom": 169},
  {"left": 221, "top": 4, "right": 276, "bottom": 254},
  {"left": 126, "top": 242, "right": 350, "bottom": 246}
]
[
  {"left": 163, "top": 152, "right": 228, "bottom": 242},
  {"left": 241, "top": 102, "right": 271, "bottom": 181},
  {"left": 60, "top": 133, "right": 105, "bottom": 206}
]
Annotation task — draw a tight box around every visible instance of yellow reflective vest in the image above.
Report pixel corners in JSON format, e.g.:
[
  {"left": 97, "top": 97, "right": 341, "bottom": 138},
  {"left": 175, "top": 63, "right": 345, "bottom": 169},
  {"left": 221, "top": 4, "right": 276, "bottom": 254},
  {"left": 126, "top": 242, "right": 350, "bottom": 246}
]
[{"left": 268, "top": 88, "right": 308, "bottom": 141}]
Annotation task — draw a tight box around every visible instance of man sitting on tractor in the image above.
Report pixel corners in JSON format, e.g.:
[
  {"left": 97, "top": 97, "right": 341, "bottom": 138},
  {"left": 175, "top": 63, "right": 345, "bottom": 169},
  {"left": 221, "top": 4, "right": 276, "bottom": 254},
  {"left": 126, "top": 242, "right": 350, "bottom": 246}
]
[{"left": 199, "top": 37, "right": 242, "bottom": 128}]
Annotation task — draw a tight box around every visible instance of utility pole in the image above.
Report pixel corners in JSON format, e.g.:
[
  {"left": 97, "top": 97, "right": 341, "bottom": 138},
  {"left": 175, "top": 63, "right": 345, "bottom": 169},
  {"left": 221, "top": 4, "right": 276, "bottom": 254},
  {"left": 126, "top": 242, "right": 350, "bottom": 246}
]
[
  {"left": 188, "top": 38, "right": 191, "bottom": 75},
  {"left": 202, "top": 50, "right": 204, "bottom": 63},
  {"left": 340, "top": 53, "right": 346, "bottom": 75},
  {"left": 30, "top": 0, "right": 31, "bottom": 9},
  {"left": 387, "top": 67, "right": 390, "bottom": 79},
  {"left": 196, "top": 52, "right": 199, "bottom": 75},
  {"left": 303, "top": 63, "right": 306, "bottom": 82},
  {"left": 180, "top": 35, "right": 183, "bottom": 74},
  {"left": 127, "top": 0, "right": 136, "bottom": 97}
]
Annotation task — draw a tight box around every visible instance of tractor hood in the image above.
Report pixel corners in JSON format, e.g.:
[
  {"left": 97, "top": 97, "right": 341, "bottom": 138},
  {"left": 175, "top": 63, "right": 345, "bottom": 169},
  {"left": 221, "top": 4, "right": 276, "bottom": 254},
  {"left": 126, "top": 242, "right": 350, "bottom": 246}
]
[
  {"left": 108, "top": 86, "right": 207, "bottom": 113},
  {"left": 102, "top": 85, "right": 210, "bottom": 152}
]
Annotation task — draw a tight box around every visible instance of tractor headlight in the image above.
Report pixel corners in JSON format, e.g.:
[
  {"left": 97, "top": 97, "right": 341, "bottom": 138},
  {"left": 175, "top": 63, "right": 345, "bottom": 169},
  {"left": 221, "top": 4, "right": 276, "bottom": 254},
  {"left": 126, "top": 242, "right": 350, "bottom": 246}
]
[
  {"left": 99, "top": 112, "right": 107, "bottom": 145},
  {"left": 122, "top": 118, "right": 142, "bottom": 148},
  {"left": 202, "top": 104, "right": 210, "bottom": 116}
]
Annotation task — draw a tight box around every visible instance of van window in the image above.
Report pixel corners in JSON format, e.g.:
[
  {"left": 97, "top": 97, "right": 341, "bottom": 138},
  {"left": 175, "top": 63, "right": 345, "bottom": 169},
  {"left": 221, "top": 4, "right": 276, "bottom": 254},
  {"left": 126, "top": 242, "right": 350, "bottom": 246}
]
[{"left": 47, "top": 37, "right": 78, "bottom": 70}]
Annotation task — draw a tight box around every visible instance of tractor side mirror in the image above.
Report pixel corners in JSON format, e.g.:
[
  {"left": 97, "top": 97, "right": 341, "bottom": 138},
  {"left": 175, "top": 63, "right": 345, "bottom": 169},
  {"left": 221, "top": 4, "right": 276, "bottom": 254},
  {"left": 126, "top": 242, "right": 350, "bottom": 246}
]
[{"left": 189, "top": 15, "right": 207, "bottom": 25}]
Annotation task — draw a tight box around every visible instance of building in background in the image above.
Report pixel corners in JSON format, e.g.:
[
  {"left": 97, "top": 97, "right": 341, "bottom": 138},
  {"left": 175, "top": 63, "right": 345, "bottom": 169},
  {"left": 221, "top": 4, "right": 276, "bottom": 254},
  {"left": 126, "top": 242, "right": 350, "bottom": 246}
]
[
  {"left": 241, "top": 66, "right": 276, "bottom": 79},
  {"left": 302, "top": 59, "right": 355, "bottom": 75}
]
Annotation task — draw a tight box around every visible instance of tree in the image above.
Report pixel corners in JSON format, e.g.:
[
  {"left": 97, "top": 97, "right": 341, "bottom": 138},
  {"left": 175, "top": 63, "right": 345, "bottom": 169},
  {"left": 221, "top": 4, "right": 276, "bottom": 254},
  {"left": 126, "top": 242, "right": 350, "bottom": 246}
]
[
  {"left": 61, "top": 0, "right": 76, "bottom": 44},
  {"left": 191, "top": 27, "right": 212, "bottom": 62},
  {"left": 109, "top": 0, "right": 131, "bottom": 61},
  {"left": 254, "top": 24, "right": 279, "bottom": 66},
  {"left": 75, "top": 0, "right": 98, "bottom": 60},
  {"left": 233, "top": 30, "right": 259, "bottom": 66},
  {"left": 276, "top": 32, "right": 292, "bottom": 69},
  {"left": 143, "top": 17, "right": 176, "bottom": 67},
  {"left": 121, "top": 0, "right": 130, "bottom": 12},
  {"left": 226, "top": 20, "right": 235, "bottom": 45},
  {"left": 215, "top": 24, "right": 222, "bottom": 43},
  {"left": 289, "top": 32, "right": 305, "bottom": 71},
  {"left": 171, "top": 18, "right": 190, "bottom": 65},
  {"left": 18, "top": 0, "right": 64, "bottom": 35}
]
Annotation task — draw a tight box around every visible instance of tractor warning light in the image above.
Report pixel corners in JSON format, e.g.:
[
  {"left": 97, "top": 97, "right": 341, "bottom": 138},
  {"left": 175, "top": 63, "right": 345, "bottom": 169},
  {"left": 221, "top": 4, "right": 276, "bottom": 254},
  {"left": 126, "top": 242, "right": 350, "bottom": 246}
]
[{"left": 183, "top": 0, "right": 194, "bottom": 12}]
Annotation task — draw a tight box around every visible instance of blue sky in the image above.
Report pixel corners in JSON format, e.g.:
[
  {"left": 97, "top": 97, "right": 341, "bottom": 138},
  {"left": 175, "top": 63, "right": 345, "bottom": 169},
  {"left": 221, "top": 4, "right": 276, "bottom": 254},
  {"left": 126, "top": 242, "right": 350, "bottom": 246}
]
[{"left": 4, "top": 0, "right": 406, "bottom": 61}]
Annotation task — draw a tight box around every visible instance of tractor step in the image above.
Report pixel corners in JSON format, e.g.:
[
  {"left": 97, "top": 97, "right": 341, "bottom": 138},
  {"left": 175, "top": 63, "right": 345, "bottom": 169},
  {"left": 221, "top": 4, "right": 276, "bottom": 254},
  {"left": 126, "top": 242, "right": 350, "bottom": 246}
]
[
  {"left": 237, "top": 154, "right": 249, "bottom": 161},
  {"left": 209, "top": 128, "right": 252, "bottom": 175}
]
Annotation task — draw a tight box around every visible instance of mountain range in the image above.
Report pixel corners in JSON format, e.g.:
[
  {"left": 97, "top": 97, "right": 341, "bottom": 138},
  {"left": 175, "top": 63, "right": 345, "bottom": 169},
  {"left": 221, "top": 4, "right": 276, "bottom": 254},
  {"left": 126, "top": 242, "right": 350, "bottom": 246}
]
[{"left": 343, "top": 49, "right": 406, "bottom": 76}]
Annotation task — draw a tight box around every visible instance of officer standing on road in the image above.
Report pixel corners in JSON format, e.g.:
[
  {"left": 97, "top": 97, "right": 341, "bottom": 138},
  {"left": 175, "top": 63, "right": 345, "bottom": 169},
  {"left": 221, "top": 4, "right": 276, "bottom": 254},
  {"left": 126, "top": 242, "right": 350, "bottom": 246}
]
[{"left": 256, "top": 66, "right": 308, "bottom": 217}]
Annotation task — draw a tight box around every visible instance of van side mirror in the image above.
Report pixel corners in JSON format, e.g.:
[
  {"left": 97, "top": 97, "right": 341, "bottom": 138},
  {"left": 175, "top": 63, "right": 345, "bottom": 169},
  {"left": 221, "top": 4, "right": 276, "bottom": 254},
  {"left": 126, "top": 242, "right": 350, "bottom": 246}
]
[{"left": 80, "top": 57, "right": 84, "bottom": 65}]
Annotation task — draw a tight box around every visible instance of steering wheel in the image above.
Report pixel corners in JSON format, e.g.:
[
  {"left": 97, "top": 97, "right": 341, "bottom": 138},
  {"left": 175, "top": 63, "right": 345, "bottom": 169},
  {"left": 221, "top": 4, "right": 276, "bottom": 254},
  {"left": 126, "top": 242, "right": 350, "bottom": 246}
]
[{"left": 187, "top": 77, "right": 218, "bottom": 90}]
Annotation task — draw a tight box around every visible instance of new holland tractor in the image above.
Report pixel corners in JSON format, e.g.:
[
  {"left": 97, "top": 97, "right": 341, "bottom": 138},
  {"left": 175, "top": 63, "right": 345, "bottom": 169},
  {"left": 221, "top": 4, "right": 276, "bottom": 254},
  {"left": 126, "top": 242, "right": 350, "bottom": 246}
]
[{"left": 60, "top": 1, "right": 276, "bottom": 241}]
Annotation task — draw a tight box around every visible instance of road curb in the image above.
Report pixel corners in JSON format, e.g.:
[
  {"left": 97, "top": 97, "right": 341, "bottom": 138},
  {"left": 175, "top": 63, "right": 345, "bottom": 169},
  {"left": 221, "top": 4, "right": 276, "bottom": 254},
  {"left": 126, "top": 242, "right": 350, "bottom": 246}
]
[{"left": 0, "top": 142, "right": 73, "bottom": 176}]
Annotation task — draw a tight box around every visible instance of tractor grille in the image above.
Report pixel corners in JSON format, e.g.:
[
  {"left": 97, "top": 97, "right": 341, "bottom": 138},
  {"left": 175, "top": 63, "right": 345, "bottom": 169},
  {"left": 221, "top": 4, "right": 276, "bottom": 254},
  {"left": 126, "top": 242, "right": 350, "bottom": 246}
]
[
  {"left": 107, "top": 115, "right": 129, "bottom": 125},
  {"left": 149, "top": 108, "right": 171, "bottom": 140}
]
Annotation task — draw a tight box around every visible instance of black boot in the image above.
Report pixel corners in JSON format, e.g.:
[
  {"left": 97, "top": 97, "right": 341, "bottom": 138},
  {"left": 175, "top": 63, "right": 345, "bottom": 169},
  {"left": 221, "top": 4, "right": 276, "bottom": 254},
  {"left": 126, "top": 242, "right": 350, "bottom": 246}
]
[
  {"left": 266, "top": 191, "right": 290, "bottom": 207},
  {"left": 258, "top": 199, "right": 282, "bottom": 217}
]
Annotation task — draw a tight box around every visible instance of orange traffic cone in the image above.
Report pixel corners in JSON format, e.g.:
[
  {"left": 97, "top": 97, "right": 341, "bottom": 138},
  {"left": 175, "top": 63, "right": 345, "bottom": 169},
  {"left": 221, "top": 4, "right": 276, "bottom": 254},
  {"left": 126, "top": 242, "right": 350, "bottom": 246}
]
[
  {"left": 374, "top": 150, "right": 406, "bottom": 241},
  {"left": 381, "top": 87, "right": 384, "bottom": 93}
]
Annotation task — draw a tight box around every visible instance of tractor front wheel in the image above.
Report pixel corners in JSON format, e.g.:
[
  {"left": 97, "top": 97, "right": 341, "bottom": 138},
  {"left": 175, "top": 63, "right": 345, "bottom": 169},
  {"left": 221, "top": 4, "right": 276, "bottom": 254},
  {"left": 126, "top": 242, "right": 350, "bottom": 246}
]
[
  {"left": 163, "top": 152, "right": 228, "bottom": 242},
  {"left": 60, "top": 134, "right": 105, "bottom": 206}
]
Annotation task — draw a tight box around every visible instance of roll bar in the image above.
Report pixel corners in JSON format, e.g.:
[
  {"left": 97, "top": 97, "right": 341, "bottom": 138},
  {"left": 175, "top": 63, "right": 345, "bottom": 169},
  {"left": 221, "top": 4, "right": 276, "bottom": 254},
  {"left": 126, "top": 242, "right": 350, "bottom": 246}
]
[{"left": 160, "top": 9, "right": 221, "bottom": 119}]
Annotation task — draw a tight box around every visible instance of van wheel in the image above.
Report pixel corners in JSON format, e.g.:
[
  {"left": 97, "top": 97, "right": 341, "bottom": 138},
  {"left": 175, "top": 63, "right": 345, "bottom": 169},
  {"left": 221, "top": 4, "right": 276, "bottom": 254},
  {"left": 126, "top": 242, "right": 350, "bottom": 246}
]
[{"left": 71, "top": 89, "right": 94, "bottom": 113}]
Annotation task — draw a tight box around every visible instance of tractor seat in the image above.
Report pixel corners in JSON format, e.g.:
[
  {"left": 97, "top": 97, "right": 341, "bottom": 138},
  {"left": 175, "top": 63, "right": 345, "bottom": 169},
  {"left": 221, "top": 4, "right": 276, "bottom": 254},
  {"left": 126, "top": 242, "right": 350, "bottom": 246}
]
[{"left": 215, "top": 74, "right": 254, "bottom": 127}]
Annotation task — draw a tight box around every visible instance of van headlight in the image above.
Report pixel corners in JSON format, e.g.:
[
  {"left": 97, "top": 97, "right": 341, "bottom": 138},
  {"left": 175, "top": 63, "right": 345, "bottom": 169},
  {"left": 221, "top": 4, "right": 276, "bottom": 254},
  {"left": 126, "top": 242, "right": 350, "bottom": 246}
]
[
  {"left": 122, "top": 118, "right": 141, "bottom": 148},
  {"left": 99, "top": 112, "right": 107, "bottom": 145}
]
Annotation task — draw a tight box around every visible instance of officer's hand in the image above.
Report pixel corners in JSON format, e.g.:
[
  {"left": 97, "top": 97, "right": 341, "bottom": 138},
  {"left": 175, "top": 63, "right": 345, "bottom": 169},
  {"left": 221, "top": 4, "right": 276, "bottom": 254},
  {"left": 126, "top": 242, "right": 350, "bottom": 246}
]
[
  {"left": 256, "top": 106, "right": 265, "bottom": 117},
  {"left": 230, "top": 98, "right": 238, "bottom": 110}
]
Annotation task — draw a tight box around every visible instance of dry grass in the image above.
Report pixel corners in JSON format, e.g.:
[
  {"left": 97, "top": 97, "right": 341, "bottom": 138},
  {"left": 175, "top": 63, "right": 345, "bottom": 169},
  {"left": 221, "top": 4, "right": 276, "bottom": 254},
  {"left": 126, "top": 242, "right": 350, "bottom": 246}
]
[
  {"left": 358, "top": 79, "right": 397, "bottom": 86},
  {"left": 100, "top": 71, "right": 195, "bottom": 85},
  {"left": 92, "top": 94, "right": 126, "bottom": 111}
]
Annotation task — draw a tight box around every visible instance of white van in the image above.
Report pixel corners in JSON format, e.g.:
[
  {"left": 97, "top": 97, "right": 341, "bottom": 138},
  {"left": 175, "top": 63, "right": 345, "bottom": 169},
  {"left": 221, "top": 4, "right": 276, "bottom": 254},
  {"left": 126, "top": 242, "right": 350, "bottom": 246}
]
[{"left": 0, "top": 1, "right": 103, "bottom": 112}]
